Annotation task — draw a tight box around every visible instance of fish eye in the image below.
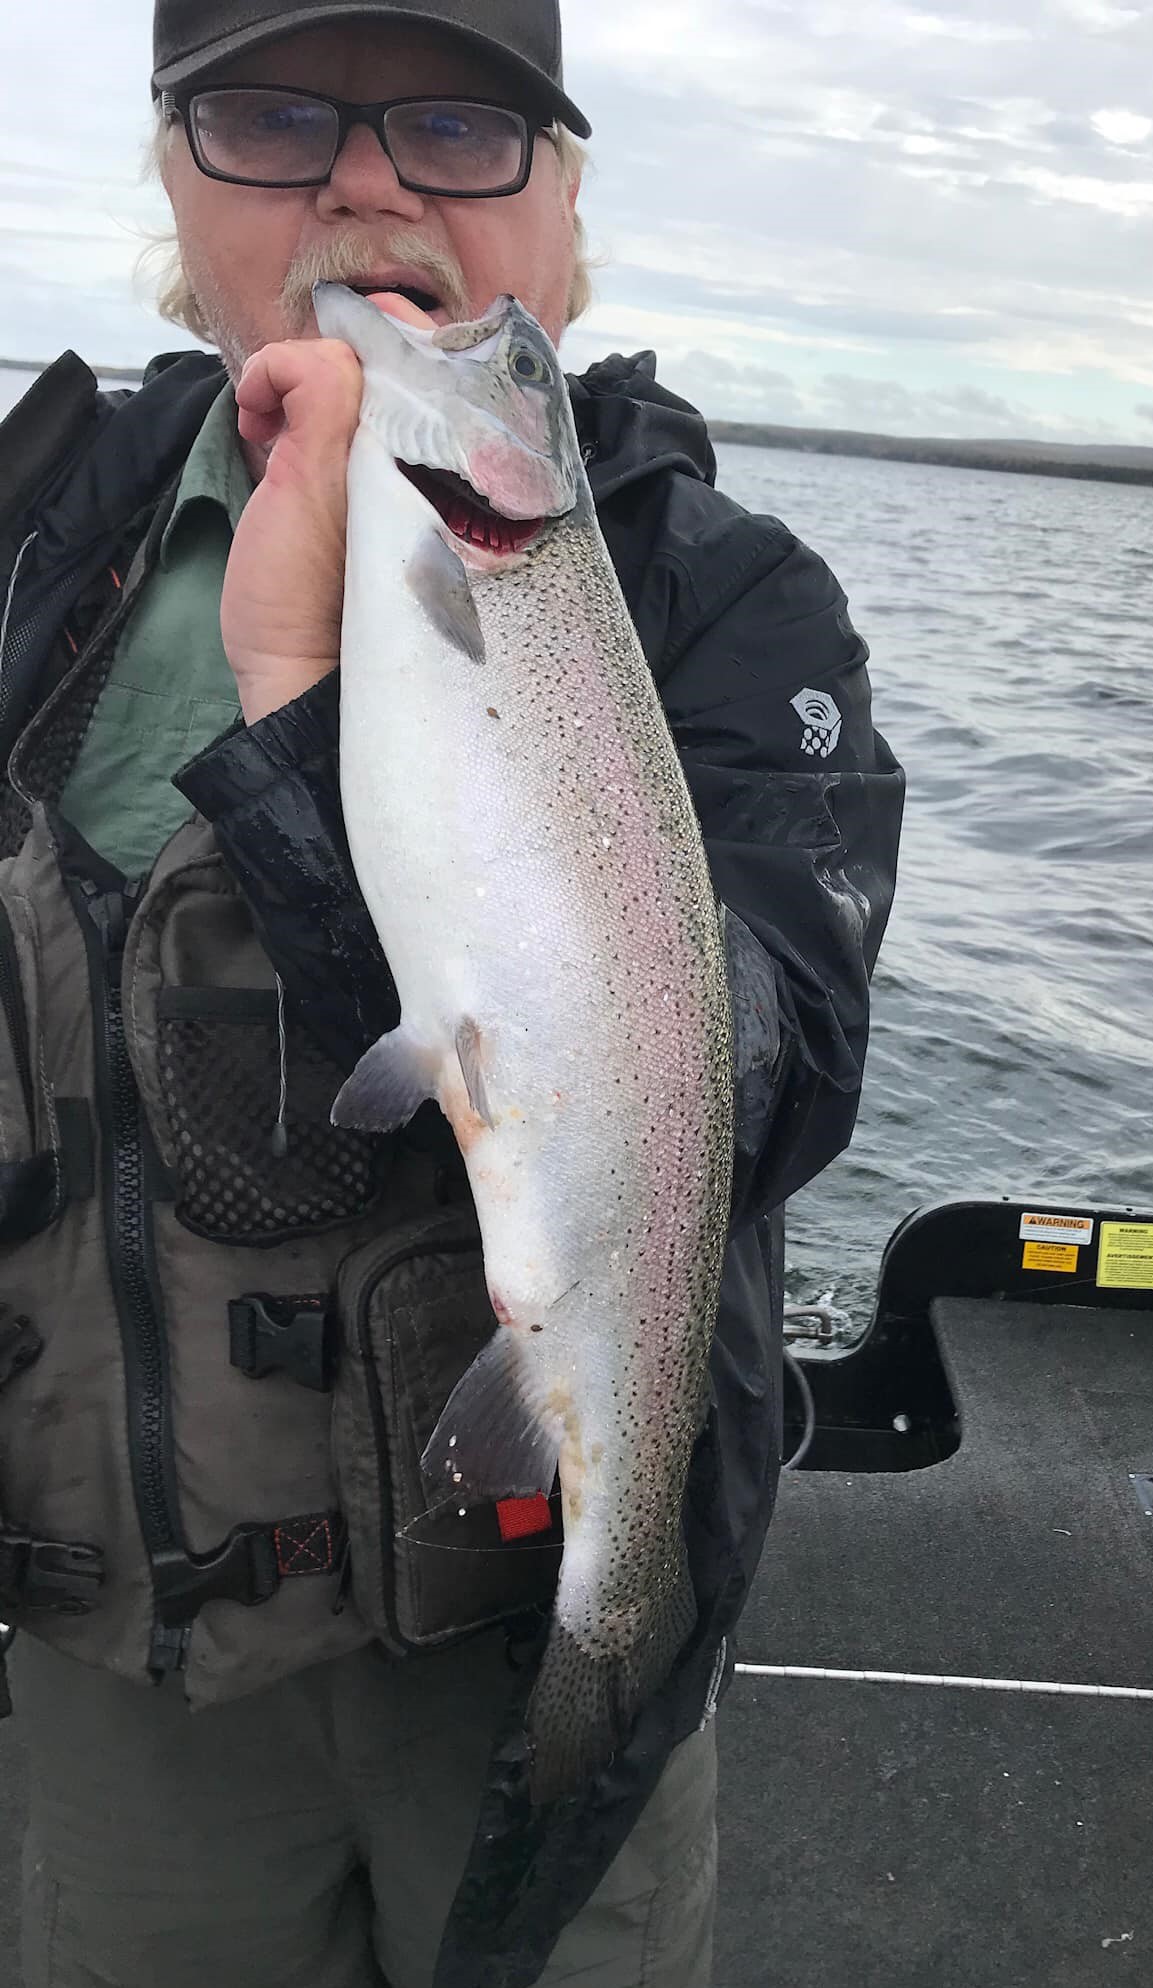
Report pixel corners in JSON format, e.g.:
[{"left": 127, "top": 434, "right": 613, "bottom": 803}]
[{"left": 510, "top": 347, "right": 551, "bottom": 386}]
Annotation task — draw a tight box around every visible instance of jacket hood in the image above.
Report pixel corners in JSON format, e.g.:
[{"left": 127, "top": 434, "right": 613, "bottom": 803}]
[{"left": 568, "top": 349, "right": 718, "bottom": 503}]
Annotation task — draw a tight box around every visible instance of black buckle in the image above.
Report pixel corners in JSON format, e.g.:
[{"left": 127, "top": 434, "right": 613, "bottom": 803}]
[
  {"left": 152, "top": 1526, "right": 280, "bottom": 1625},
  {"left": 0, "top": 1526, "right": 104, "bottom": 1616},
  {"left": 151, "top": 1511, "right": 346, "bottom": 1627},
  {"left": 229, "top": 1294, "right": 335, "bottom": 1392}
]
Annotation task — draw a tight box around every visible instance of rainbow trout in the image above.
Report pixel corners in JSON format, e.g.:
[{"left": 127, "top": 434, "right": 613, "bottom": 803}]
[{"left": 314, "top": 283, "right": 734, "bottom": 1803}]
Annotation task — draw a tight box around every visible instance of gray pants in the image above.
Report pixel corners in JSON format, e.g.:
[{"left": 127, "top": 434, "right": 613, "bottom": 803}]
[{"left": 10, "top": 1633, "right": 716, "bottom": 1988}]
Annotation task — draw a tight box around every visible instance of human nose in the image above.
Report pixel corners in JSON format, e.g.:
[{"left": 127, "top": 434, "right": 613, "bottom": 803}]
[{"left": 315, "top": 120, "right": 427, "bottom": 225}]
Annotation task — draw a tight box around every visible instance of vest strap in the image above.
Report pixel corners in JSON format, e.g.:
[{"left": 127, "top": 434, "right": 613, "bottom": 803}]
[
  {"left": 152, "top": 1509, "right": 346, "bottom": 1626},
  {"left": 0, "top": 1524, "right": 104, "bottom": 1615}
]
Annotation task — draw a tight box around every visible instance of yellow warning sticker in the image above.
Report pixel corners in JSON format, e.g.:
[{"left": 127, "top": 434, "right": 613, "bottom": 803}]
[
  {"left": 1097, "top": 1223, "right": 1153, "bottom": 1292},
  {"left": 1023, "top": 1241, "right": 1080, "bottom": 1274}
]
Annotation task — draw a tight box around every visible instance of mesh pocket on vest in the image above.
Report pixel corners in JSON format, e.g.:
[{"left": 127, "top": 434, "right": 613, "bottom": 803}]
[{"left": 156, "top": 989, "right": 385, "bottom": 1244}]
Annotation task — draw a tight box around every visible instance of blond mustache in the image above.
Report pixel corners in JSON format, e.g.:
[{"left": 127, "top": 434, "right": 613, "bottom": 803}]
[{"left": 281, "top": 227, "right": 471, "bottom": 326}]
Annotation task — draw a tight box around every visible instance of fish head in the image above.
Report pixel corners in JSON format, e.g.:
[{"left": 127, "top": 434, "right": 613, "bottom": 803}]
[{"left": 313, "top": 284, "right": 585, "bottom": 560}]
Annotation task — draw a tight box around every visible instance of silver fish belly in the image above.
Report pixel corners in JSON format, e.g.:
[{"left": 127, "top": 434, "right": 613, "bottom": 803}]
[{"left": 314, "top": 284, "right": 733, "bottom": 1802}]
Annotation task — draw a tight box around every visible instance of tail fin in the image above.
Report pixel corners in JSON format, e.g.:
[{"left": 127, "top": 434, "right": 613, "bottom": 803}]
[{"left": 526, "top": 1555, "right": 697, "bottom": 1805}]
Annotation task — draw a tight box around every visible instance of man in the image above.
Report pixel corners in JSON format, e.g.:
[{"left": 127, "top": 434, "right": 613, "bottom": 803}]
[{"left": 0, "top": 3, "right": 903, "bottom": 1984}]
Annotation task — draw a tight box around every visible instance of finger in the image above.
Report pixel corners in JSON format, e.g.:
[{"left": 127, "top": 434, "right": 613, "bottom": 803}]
[
  {"left": 366, "top": 290, "right": 440, "bottom": 333},
  {"left": 235, "top": 394, "right": 283, "bottom": 451},
  {"left": 236, "top": 339, "right": 361, "bottom": 416},
  {"left": 236, "top": 339, "right": 364, "bottom": 454}
]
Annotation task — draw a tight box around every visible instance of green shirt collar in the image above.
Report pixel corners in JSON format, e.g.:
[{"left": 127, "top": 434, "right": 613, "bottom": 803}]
[{"left": 159, "top": 381, "right": 253, "bottom": 566}]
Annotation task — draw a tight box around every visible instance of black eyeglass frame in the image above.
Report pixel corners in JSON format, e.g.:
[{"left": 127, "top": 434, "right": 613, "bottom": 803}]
[{"left": 160, "top": 86, "right": 539, "bottom": 196}]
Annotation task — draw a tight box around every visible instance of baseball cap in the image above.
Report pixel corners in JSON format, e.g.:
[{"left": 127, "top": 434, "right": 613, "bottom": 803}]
[{"left": 152, "top": 0, "right": 591, "bottom": 138}]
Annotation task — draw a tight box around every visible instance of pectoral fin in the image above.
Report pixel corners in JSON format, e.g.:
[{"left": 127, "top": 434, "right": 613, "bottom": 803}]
[
  {"left": 455, "top": 1017, "right": 495, "bottom": 1129},
  {"left": 406, "top": 529, "right": 485, "bottom": 664}
]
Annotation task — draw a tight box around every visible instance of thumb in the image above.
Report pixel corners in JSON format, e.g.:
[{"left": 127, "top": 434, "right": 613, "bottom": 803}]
[{"left": 364, "top": 289, "right": 441, "bottom": 333}]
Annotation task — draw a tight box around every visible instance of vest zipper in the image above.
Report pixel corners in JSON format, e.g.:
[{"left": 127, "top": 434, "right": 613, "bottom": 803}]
[
  {"left": 80, "top": 879, "right": 189, "bottom": 1675},
  {"left": 0, "top": 901, "right": 35, "bottom": 1133}
]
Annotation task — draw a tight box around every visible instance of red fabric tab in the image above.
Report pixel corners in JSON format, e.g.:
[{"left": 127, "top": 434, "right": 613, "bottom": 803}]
[
  {"left": 496, "top": 1496, "right": 553, "bottom": 1542},
  {"left": 274, "top": 1516, "right": 334, "bottom": 1576}
]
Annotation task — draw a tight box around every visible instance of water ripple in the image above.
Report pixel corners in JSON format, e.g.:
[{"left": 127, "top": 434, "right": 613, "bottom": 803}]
[{"left": 719, "top": 443, "right": 1153, "bottom": 1305}]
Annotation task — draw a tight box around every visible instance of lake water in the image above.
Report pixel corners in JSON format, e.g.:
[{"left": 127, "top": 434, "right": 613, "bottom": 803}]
[
  {"left": 2, "top": 361, "right": 1149, "bottom": 1319},
  {"left": 715, "top": 444, "right": 1153, "bottom": 1323},
  {"left": 0, "top": 368, "right": 39, "bottom": 418}
]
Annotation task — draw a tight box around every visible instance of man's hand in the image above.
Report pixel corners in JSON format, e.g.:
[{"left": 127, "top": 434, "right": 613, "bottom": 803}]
[{"left": 221, "top": 294, "right": 435, "bottom": 726}]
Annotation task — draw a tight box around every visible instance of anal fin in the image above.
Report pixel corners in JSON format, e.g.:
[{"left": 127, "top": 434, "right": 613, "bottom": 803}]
[
  {"left": 422, "top": 1329, "right": 559, "bottom": 1505},
  {"left": 331, "top": 1022, "right": 434, "bottom": 1132}
]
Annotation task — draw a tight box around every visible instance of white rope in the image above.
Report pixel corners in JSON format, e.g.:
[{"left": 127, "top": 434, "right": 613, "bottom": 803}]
[
  {"left": 0, "top": 529, "right": 37, "bottom": 688},
  {"left": 735, "top": 1662, "right": 1153, "bottom": 1702},
  {"left": 271, "top": 973, "right": 289, "bottom": 1158}
]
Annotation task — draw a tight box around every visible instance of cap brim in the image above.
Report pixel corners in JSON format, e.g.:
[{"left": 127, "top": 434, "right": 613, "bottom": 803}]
[{"left": 152, "top": 4, "right": 591, "bottom": 138}]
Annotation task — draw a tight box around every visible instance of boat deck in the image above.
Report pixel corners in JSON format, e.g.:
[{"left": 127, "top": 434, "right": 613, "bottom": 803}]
[
  {"left": 3, "top": 1268, "right": 1152, "bottom": 1981},
  {"left": 724, "top": 1289, "right": 1153, "bottom": 1985}
]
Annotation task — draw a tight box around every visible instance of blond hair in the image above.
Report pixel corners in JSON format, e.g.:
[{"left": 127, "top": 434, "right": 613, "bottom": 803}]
[{"left": 140, "top": 115, "right": 594, "bottom": 342}]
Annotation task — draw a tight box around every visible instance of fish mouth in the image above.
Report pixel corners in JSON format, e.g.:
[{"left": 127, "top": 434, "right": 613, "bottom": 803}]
[{"left": 398, "top": 461, "right": 546, "bottom": 556}]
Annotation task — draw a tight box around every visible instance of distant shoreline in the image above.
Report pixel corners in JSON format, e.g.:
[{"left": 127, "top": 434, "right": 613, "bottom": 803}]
[
  {"left": 0, "top": 356, "right": 147, "bottom": 383},
  {"left": 5, "top": 356, "right": 1153, "bottom": 488},
  {"left": 709, "top": 420, "right": 1153, "bottom": 489}
]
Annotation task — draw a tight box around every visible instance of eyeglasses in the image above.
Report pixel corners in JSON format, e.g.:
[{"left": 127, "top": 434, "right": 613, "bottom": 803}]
[{"left": 161, "top": 87, "right": 536, "bottom": 196}]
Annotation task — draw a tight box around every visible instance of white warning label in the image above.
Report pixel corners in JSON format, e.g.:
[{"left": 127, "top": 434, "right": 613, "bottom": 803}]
[{"left": 1019, "top": 1211, "right": 1095, "bottom": 1250}]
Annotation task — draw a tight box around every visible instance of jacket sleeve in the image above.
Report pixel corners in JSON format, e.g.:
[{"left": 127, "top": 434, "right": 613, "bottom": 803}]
[
  {"left": 658, "top": 508, "right": 904, "bottom": 1218},
  {"left": 173, "top": 671, "right": 400, "bottom": 1073}
]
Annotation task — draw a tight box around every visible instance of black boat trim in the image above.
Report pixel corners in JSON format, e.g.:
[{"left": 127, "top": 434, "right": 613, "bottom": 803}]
[{"left": 875, "top": 1196, "right": 1153, "bottom": 1318}]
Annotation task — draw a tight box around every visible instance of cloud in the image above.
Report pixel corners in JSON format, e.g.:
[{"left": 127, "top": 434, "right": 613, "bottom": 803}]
[
  {"left": 1058, "top": 0, "right": 1140, "bottom": 27},
  {"left": 811, "top": 370, "right": 1121, "bottom": 441},
  {"left": 5, "top": 0, "right": 1153, "bottom": 440},
  {"left": 1091, "top": 107, "right": 1153, "bottom": 146},
  {"left": 1008, "top": 161, "right": 1153, "bottom": 217}
]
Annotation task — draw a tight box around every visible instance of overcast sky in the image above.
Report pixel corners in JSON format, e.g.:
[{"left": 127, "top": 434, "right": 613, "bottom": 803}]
[{"left": 4, "top": 0, "right": 1153, "bottom": 440}]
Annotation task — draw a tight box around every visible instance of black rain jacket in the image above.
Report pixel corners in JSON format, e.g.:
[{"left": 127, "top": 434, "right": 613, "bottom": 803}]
[{"left": 0, "top": 344, "right": 904, "bottom": 1987}]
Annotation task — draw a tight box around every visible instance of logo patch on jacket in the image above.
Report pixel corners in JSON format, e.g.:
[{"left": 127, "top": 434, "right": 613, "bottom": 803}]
[{"left": 791, "top": 689, "right": 843, "bottom": 759}]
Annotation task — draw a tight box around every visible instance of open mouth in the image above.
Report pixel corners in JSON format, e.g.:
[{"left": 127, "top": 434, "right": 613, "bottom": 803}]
[{"left": 399, "top": 462, "right": 545, "bottom": 556}]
